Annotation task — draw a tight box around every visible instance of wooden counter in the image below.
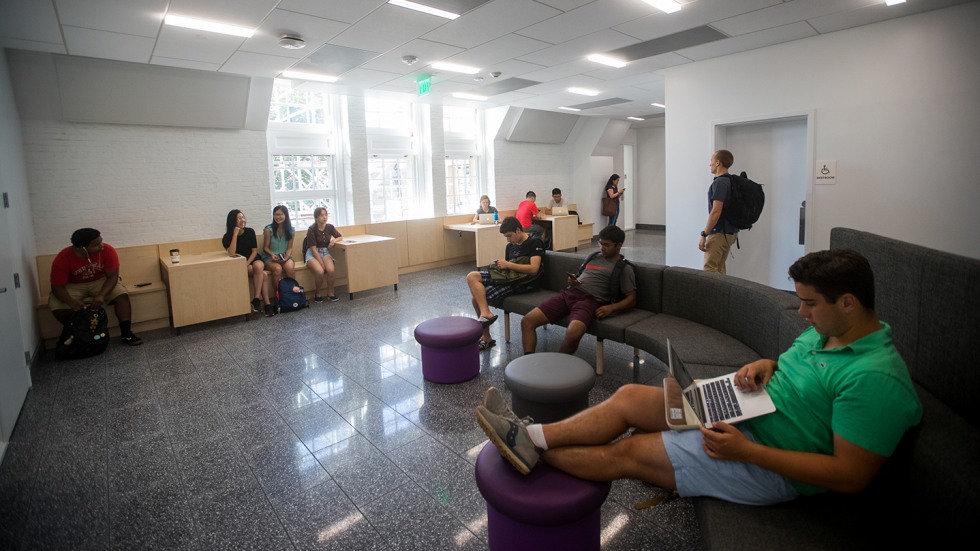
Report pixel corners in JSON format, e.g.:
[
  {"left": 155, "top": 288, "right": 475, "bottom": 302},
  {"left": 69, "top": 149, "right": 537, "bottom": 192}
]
[
  {"left": 444, "top": 222, "right": 507, "bottom": 267},
  {"left": 332, "top": 235, "right": 398, "bottom": 299},
  {"left": 159, "top": 251, "right": 250, "bottom": 330},
  {"left": 538, "top": 214, "right": 579, "bottom": 252}
]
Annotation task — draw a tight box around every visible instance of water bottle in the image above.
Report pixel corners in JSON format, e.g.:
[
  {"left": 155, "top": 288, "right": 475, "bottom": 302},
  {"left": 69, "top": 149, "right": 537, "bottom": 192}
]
[{"left": 493, "top": 210, "right": 498, "bottom": 224}]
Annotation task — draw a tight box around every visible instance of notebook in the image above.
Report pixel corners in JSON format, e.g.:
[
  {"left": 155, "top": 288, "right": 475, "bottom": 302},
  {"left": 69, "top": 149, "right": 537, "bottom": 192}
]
[
  {"left": 664, "top": 339, "right": 776, "bottom": 430},
  {"left": 477, "top": 213, "right": 495, "bottom": 224},
  {"left": 551, "top": 206, "right": 569, "bottom": 216}
]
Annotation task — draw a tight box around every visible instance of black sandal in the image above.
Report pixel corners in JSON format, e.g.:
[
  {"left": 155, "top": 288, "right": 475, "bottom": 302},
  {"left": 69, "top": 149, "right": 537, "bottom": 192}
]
[{"left": 478, "top": 339, "right": 496, "bottom": 351}]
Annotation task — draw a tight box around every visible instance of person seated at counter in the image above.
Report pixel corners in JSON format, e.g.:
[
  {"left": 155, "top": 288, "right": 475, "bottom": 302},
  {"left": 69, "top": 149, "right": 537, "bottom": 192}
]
[
  {"left": 516, "top": 190, "right": 546, "bottom": 242},
  {"left": 472, "top": 195, "right": 499, "bottom": 224},
  {"left": 305, "top": 207, "right": 342, "bottom": 303},
  {"left": 262, "top": 205, "right": 297, "bottom": 285},
  {"left": 222, "top": 209, "right": 272, "bottom": 316},
  {"left": 546, "top": 187, "right": 580, "bottom": 224},
  {"left": 48, "top": 228, "right": 142, "bottom": 346},
  {"left": 465, "top": 216, "right": 545, "bottom": 351}
]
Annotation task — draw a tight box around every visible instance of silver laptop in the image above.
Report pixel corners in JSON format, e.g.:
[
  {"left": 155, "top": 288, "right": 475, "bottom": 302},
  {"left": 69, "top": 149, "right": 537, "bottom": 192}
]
[
  {"left": 664, "top": 339, "right": 776, "bottom": 430},
  {"left": 551, "top": 206, "right": 569, "bottom": 216},
  {"left": 477, "top": 213, "right": 495, "bottom": 224}
]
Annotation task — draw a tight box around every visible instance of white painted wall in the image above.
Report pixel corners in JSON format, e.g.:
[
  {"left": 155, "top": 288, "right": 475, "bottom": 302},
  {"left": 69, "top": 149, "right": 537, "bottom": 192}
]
[
  {"left": 0, "top": 51, "right": 39, "bottom": 362},
  {"left": 663, "top": 2, "right": 980, "bottom": 269},
  {"left": 635, "top": 126, "right": 665, "bottom": 227}
]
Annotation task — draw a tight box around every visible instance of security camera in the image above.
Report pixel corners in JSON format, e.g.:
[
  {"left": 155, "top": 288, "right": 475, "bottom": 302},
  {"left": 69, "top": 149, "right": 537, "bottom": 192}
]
[{"left": 489, "top": 71, "right": 502, "bottom": 78}]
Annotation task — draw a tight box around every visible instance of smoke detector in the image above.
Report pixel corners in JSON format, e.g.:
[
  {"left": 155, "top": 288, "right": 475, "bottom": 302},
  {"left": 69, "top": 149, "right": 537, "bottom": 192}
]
[
  {"left": 401, "top": 55, "right": 419, "bottom": 65},
  {"left": 489, "top": 71, "right": 502, "bottom": 78},
  {"left": 278, "top": 35, "right": 306, "bottom": 50}
]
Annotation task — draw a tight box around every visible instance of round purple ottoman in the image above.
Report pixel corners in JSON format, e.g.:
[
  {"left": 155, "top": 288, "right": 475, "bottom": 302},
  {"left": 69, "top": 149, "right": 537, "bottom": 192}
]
[
  {"left": 475, "top": 442, "right": 611, "bottom": 551},
  {"left": 414, "top": 316, "right": 483, "bottom": 383}
]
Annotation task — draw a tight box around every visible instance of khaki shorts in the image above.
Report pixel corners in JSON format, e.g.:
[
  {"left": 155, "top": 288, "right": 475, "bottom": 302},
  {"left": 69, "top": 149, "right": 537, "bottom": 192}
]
[{"left": 48, "top": 277, "right": 129, "bottom": 311}]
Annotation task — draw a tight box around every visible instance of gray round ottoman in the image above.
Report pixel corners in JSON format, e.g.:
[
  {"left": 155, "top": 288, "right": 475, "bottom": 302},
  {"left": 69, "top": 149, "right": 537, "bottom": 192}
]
[{"left": 504, "top": 353, "right": 596, "bottom": 424}]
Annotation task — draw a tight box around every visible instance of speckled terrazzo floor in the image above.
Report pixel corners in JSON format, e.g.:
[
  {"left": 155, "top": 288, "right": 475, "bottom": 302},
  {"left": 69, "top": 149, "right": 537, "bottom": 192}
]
[{"left": 1, "top": 229, "right": 704, "bottom": 550}]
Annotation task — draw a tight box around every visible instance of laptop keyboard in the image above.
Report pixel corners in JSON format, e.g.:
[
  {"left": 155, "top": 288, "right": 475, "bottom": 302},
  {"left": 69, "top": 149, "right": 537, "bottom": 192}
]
[{"left": 703, "top": 379, "right": 743, "bottom": 423}]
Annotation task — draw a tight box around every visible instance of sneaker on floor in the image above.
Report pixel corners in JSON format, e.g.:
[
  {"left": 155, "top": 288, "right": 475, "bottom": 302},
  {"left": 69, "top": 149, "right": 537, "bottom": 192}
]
[
  {"left": 328, "top": 295, "right": 340, "bottom": 302},
  {"left": 120, "top": 333, "right": 143, "bottom": 346},
  {"left": 314, "top": 295, "right": 325, "bottom": 303},
  {"left": 476, "top": 405, "right": 539, "bottom": 475},
  {"left": 265, "top": 304, "right": 276, "bottom": 317},
  {"left": 251, "top": 298, "right": 262, "bottom": 313}
]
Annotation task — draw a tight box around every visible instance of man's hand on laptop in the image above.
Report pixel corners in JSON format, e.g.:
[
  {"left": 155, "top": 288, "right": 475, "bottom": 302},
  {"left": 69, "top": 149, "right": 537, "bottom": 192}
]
[{"left": 734, "top": 359, "right": 778, "bottom": 391}]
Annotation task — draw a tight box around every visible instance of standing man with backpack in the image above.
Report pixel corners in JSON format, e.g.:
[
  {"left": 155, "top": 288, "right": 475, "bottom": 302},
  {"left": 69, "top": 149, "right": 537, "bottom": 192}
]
[
  {"left": 699, "top": 149, "right": 739, "bottom": 274},
  {"left": 49, "top": 228, "right": 142, "bottom": 347}
]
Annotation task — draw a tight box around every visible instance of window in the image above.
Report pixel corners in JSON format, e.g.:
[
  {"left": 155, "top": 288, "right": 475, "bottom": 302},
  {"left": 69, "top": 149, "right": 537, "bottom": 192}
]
[
  {"left": 369, "top": 156, "right": 417, "bottom": 223},
  {"left": 270, "top": 154, "right": 335, "bottom": 228},
  {"left": 268, "top": 79, "right": 346, "bottom": 228},
  {"left": 445, "top": 157, "right": 478, "bottom": 215},
  {"left": 443, "top": 106, "right": 483, "bottom": 215},
  {"left": 365, "top": 97, "right": 428, "bottom": 222}
]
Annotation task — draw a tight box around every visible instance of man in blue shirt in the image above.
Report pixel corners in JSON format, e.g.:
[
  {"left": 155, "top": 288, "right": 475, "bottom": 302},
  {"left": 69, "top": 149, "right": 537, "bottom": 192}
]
[{"left": 699, "top": 149, "right": 740, "bottom": 274}]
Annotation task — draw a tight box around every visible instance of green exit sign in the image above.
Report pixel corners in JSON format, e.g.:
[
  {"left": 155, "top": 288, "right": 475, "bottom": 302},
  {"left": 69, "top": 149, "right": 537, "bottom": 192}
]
[{"left": 417, "top": 75, "right": 431, "bottom": 96}]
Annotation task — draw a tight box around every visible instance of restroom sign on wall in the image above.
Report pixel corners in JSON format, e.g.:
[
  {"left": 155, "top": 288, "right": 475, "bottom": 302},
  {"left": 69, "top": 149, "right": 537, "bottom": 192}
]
[{"left": 815, "top": 160, "right": 836, "bottom": 185}]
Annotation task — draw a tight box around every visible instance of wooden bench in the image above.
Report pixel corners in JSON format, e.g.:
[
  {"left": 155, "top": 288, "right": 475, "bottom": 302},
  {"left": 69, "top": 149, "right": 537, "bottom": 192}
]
[{"left": 35, "top": 244, "right": 170, "bottom": 348}]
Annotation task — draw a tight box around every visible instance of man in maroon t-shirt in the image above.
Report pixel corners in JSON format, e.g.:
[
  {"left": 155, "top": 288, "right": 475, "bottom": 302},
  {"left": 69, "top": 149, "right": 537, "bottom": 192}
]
[{"left": 49, "top": 228, "right": 142, "bottom": 345}]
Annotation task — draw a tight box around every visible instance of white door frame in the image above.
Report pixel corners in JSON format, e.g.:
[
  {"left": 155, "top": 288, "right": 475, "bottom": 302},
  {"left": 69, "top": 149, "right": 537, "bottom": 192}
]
[{"left": 712, "top": 109, "right": 815, "bottom": 285}]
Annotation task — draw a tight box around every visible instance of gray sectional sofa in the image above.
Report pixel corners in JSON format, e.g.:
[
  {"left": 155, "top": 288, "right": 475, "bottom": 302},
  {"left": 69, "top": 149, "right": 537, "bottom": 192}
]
[{"left": 499, "top": 227, "right": 979, "bottom": 548}]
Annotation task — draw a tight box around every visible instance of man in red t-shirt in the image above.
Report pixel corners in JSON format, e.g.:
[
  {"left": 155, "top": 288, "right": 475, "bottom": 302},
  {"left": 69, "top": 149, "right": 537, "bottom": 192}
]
[
  {"left": 49, "top": 228, "right": 142, "bottom": 345},
  {"left": 515, "top": 191, "right": 541, "bottom": 230}
]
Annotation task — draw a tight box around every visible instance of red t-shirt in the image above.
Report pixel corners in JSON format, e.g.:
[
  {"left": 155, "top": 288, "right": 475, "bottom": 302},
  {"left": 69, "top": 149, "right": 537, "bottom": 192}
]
[
  {"left": 50, "top": 243, "right": 120, "bottom": 285},
  {"left": 516, "top": 200, "right": 539, "bottom": 229}
]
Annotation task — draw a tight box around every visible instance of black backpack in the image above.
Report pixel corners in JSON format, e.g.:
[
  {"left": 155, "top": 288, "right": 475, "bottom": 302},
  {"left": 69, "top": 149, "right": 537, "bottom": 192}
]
[
  {"left": 578, "top": 251, "right": 633, "bottom": 302},
  {"left": 56, "top": 306, "right": 110, "bottom": 360},
  {"left": 723, "top": 171, "right": 765, "bottom": 230},
  {"left": 276, "top": 277, "right": 309, "bottom": 313}
]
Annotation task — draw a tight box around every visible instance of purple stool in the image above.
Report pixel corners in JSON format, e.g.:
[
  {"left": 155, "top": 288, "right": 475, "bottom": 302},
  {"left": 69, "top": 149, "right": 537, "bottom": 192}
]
[
  {"left": 414, "top": 316, "right": 483, "bottom": 383},
  {"left": 475, "top": 443, "right": 611, "bottom": 551}
]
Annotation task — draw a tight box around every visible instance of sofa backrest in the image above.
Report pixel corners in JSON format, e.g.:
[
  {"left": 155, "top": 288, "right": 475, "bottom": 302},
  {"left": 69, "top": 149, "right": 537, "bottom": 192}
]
[
  {"left": 830, "top": 227, "right": 980, "bottom": 427},
  {"left": 662, "top": 267, "right": 801, "bottom": 360}
]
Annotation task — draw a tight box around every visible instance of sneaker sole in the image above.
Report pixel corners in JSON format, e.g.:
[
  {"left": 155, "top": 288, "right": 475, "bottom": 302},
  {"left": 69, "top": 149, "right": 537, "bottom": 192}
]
[{"left": 475, "top": 408, "right": 531, "bottom": 475}]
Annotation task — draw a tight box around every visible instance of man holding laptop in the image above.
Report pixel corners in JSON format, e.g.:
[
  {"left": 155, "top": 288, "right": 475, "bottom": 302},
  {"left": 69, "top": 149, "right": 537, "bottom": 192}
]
[{"left": 476, "top": 249, "right": 922, "bottom": 505}]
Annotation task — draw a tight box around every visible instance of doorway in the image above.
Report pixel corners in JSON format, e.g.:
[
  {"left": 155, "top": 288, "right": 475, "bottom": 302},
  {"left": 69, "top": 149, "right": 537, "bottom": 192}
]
[{"left": 714, "top": 113, "right": 812, "bottom": 290}]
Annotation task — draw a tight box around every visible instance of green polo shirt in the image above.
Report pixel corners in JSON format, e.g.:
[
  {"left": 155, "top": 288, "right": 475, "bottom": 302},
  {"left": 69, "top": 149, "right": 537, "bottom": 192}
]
[{"left": 745, "top": 323, "right": 922, "bottom": 495}]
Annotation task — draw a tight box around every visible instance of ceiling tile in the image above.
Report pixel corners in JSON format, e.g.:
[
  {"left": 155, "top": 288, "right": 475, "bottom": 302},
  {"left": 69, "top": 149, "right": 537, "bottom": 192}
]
[
  {"left": 517, "top": 28, "right": 638, "bottom": 66},
  {"left": 361, "top": 39, "right": 465, "bottom": 74},
  {"left": 712, "top": 0, "right": 866, "bottom": 37},
  {"left": 291, "top": 44, "right": 381, "bottom": 76},
  {"left": 241, "top": 9, "right": 350, "bottom": 58},
  {"left": 221, "top": 50, "right": 295, "bottom": 77},
  {"left": 150, "top": 56, "right": 221, "bottom": 72},
  {"left": 422, "top": 0, "right": 561, "bottom": 49},
  {"left": 0, "top": 0, "right": 63, "bottom": 44},
  {"left": 56, "top": 0, "right": 168, "bottom": 37},
  {"left": 678, "top": 21, "right": 817, "bottom": 61},
  {"left": 63, "top": 27, "right": 155, "bottom": 63},
  {"left": 516, "top": 0, "right": 656, "bottom": 45},
  {"left": 167, "top": 0, "right": 279, "bottom": 28},
  {"left": 329, "top": 4, "right": 448, "bottom": 53},
  {"left": 442, "top": 33, "right": 551, "bottom": 67},
  {"left": 276, "top": 0, "right": 387, "bottom": 24},
  {"left": 153, "top": 25, "right": 246, "bottom": 65},
  {"left": 614, "top": 0, "right": 781, "bottom": 41}
]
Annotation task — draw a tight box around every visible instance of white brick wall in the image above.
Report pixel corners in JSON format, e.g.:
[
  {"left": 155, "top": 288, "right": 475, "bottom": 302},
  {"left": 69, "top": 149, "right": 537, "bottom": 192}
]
[{"left": 22, "top": 120, "right": 270, "bottom": 253}]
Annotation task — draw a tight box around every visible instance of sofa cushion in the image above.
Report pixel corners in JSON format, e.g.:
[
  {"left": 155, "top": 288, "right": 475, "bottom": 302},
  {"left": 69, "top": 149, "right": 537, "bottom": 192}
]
[{"left": 624, "top": 314, "right": 759, "bottom": 370}]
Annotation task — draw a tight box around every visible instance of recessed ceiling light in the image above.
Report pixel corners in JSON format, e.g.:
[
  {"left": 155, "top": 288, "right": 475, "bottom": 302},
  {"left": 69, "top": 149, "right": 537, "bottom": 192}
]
[
  {"left": 559, "top": 106, "right": 581, "bottom": 112},
  {"left": 164, "top": 14, "right": 255, "bottom": 38},
  {"left": 651, "top": 102, "right": 666, "bottom": 108},
  {"left": 587, "top": 54, "right": 627, "bottom": 68},
  {"left": 641, "top": 0, "right": 682, "bottom": 14},
  {"left": 432, "top": 62, "right": 480, "bottom": 74},
  {"left": 568, "top": 87, "right": 599, "bottom": 96},
  {"left": 388, "top": 0, "right": 459, "bottom": 20},
  {"left": 281, "top": 70, "right": 339, "bottom": 83},
  {"left": 627, "top": 117, "right": 645, "bottom": 121},
  {"left": 453, "top": 93, "right": 488, "bottom": 101}
]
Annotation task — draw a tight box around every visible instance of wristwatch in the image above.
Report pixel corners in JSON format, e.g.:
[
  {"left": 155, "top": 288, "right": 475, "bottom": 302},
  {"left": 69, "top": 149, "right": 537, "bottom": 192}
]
[{"left": 700, "top": 231, "right": 707, "bottom": 237}]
